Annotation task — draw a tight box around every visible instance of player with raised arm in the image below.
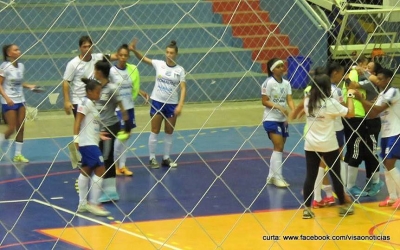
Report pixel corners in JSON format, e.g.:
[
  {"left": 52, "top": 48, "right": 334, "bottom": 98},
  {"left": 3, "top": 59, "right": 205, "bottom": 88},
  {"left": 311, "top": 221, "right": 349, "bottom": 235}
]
[
  {"left": 110, "top": 44, "right": 149, "bottom": 176},
  {"left": 261, "top": 58, "right": 295, "bottom": 188},
  {"left": 0, "top": 44, "right": 41, "bottom": 163},
  {"left": 129, "top": 39, "right": 186, "bottom": 168},
  {"left": 74, "top": 78, "right": 110, "bottom": 216}
]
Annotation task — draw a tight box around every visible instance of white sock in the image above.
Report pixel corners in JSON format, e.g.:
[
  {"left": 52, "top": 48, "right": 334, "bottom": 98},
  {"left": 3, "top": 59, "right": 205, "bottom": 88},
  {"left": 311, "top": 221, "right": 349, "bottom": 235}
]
[
  {"left": 340, "top": 160, "right": 347, "bottom": 186},
  {"left": 78, "top": 174, "right": 89, "bottom": 204},
  {"left": 15, "top": 142, "right": 23, "bottom": 156},
  {"left": 371, "top": 172, "right": 380, "bottom": 184},
  {"left": 322, "top": 184, "right": 333, "bottom": 197},
  {"left": 114, "top": 139, "right": 127, "bottom": 168},
  {"left": 148, "top": 132, "right": 158, "bottom": 160},
  {"left": 314, "top": 167, "right": 325, "bottom": 201},
  {"left": 163, "top": 133, "right": 173, "bottom": 160},
  {"left": 89, "top": 175, "right": 103, "bottom": 205},
  {"left": 385, "top": 170, "right": 397, "bottom": 200},
  {"left": 268, "top": 151, "right": 283, "bottom": 178},
  {"left": 346, "top": 165, "right": 358, "bottom": 189},
  {"left": 389, "top": 168, "right": 400, "bottom": 199},
  {"left": 0, "top": 133, "right": 5, "bottom": 147}
]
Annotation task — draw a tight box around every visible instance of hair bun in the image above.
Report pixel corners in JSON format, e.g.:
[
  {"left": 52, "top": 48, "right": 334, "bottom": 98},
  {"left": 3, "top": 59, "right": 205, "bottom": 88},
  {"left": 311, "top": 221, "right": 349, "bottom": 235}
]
[
  {"left": 81, "top": 78, "right": 90, "bottom": 85},
  {"left": 170, "top": 40, "right": 177, "bottom": 46}
]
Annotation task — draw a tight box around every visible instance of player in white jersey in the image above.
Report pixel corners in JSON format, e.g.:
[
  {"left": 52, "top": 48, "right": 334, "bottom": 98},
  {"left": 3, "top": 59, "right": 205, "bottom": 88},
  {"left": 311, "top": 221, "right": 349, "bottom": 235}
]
[
  {"left": 0, "top": 44, "right": 40, "bottom": 163},
  {"left": 63, "top": 35, "right": 117, "bottom": 116},
  {"left": 261, "top": 58, "right": 295, "bottom": 188},
  {"left": 303, "top": 74, "right": 356, "bottom": 219},
  {"left": 355, "top": 68, "right": 400, "bottom": 209},
  {"left": 74, "top": 78, "right": 110, "bottom": 216},
  {"left": 110, "top": 44, "right": 149, "bottom": 176},
  {"left": 129, "top": 39, "right": 186, "bottom": 168}
]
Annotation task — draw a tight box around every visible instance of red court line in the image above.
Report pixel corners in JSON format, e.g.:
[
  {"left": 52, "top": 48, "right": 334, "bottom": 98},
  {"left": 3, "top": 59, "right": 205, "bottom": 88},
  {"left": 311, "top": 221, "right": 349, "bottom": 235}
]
[
  {"left": 368, "top": 218, "right": 400, "bottom": 246},
  {"left": 0, "top": 239, "right": 56, "bottom": 249},
  {"left": 0, "top": 152, "right": 304, "bottom": 185}
]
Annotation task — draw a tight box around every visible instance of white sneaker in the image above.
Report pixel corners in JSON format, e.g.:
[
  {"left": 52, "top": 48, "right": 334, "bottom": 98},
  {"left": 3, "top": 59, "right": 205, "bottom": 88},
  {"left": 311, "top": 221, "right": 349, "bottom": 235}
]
[
  {"left": 266, "top": 176, "right": 274, "bottom": 185},
  {"left": 273, "top": 177, "right": 289, "bottom": 187},
  {"left": 87, "top": 204, "right": 110, "bottom": 216},
  {"left": 77, "top": 203, "right": 88, "bottom": 213}
]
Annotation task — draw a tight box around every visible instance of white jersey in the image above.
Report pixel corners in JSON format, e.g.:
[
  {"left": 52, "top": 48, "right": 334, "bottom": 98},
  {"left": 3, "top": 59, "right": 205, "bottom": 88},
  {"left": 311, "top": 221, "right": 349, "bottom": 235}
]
[
  {"left": 376, "top": 87, "right": 400, "bottom": 138},
  {"left": 63, "top": 53, "right": 104, "bottom": 105},
  {"left": 110, "top": 65, "right": 135, "bottom": 110},
  {"left": 304, "top": 97, "right": 348, "bottom": 152},
  {"left": 151, "top": 59, "right": 185, "bottom": 104},
  {"left": 77, "top": 97, "right": 101, "bottom": 146},
  {"left": 331, "top": 84, "right": 344, "bottom": 131},
  {"left": 261, "top": 77, "right": 292, "bottom": 122},
  {"left": 0, "top": 62, "right": 25, "bottom": 104}
]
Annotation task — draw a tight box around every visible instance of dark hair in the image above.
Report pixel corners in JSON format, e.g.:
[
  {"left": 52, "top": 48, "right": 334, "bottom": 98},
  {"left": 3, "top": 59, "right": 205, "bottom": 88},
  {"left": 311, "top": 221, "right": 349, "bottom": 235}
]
[
  {"left": 166, "top": 40, "right": 178, "bottom": 53},
  {"left": 81, "top": 78, "right": 101, "bottom": 92},
  {"left": 308, "top": 74, "right": 331, "bottom": 115},
  {"left": 117, "top": 44, "right": 129, "bottom": 53},
  {"left": 266, "top": 58, "right": 282, "bottom": 77},
  {"left": 3, "top": 44, "right": 15, "bottom": 61},
  {"left": 79, "top": 35, "right": 93, "bottom": 47},
  {"left": 94, "top": 60, "right": 111, "bottom": 78},
  {"left": 356, "top": 55, "right": 369, "bottom": 64},
  {"left": 314, "top": 66, "right": 327, "bottom": 76},
  {"left": 377, "top": 68, "right": 394, "bottom": 79},
  {"left": 326, "top": 61, "right": 344, "bottom": 77},
  {"left": 370, "top": 62, "right": 383, "bottom": 75}
]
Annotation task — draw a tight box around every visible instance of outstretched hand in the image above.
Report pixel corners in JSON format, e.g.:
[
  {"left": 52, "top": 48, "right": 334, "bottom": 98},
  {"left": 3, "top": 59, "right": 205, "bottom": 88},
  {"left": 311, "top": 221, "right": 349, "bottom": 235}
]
[
  {"left": 100, "top": 131, "right": 111, "bottom": 141},
  {"left": 128, "top": 38, "right": 138, "bottom": 51}
]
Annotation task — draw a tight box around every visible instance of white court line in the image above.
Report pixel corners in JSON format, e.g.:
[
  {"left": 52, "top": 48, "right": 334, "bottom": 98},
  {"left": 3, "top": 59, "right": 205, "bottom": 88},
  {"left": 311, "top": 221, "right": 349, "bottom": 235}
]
[
  {"left": 0, "top": 199, "right": 30, "bottom": 204},
  {"left": 29, "top": 199, "right": 182, "bottom": 250}
]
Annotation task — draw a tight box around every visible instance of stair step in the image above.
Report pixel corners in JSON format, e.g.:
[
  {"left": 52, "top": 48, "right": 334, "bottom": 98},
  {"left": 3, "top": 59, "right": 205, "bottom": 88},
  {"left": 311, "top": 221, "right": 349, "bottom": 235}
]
[
  {"left": 240, "top": 35, "right": 290, "bottom": 48},
  {"left": 220, "top": 11, "right": 270, "bottom": 24},
  {"left": 231, "top": 23, "right": 280, "bottom": 36},
  {"left": 209, "top": 0, "right": 260, "bottom": 12},
  {"left": 251, "top": 47, "right": 300, "bottom": 61}
]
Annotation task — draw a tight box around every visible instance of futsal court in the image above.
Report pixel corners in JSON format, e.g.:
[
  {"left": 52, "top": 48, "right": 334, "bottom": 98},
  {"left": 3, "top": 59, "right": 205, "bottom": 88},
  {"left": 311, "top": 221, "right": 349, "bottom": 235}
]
[{"left": 0, "top": 102, "right": 399, "bottom": 250}]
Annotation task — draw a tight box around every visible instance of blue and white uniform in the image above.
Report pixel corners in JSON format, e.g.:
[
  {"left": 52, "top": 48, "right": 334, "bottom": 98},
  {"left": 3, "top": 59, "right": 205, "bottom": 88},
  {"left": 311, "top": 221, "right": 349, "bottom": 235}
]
[
  {"left": 150, "top": 59, "right": 185, "bottom": 117},
  {"left": 0, "top": 61, "right": 26, "bottom": 112},
  {"left": 77, "top": 97, "right": 103, "bottom": 168},
  {"left": 63, "top": 53, "right": 104, "bottom": 106}
]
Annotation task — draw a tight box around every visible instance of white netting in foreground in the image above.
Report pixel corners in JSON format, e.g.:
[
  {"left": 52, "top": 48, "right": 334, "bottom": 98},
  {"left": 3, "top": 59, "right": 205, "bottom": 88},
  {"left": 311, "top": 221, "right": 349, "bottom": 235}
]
[{"left": 0, "top": 0, "right": 400, "bottom": 249}]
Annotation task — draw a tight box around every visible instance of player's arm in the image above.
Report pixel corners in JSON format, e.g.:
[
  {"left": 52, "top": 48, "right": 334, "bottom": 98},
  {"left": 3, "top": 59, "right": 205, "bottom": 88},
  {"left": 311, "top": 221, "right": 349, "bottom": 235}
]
[
  {"left": 290, "top": 99, "right": 305, "bottom": 120},
  {"left": 22, "top": 83, "right": 36, "bottom": 89},
  {"left": 0, "top": 76, "right": 13, "bottom": 106},
  {"left": 62, "top": 80, "right": 73, "bottom": 115},
  {"left": 128, "top": 38, "right": 152, "bottom": 65},
  {"left": 73, "top": 112, "right": 84, "bottom": 149},
  {"left": 175, "top": 81, "right": 186, "bottom": 116},
  {"left": 108, "top": 53, "right": 118, "bottom": 61},
  {"left": 353, "top": 91, "right": 387, "bottom": 118},
  {"left": 139, "top": 89, "right": 149, "bottom": 102},
  {"left": 261, "top": 95, "right": 287, "bottom": 115}
]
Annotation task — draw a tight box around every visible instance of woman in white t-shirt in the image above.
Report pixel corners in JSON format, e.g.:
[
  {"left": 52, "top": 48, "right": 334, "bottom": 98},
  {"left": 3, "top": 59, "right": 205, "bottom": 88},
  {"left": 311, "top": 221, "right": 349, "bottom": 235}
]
[
  {"left": 110, "top": 44, "right": 149, "bottom": 176},
  {"left": 129, "top": 39, "right": 186, "bottom": 169},
  {"left": 302, "top": 74, "right": 355, "bottom": 219},
  {"left": 0, "top": 44, "right": 39, "bottom": 163},
  {"left": 74, "top": 78, "right": 110, "bottom": 217},
  {"left": 261, "top": 58, "right": 295, "bottom": 188}
]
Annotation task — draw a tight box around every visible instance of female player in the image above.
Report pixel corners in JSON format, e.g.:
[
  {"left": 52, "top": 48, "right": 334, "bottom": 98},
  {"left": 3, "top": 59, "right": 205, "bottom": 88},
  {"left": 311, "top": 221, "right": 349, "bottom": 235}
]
[
  {"left": 303, "top": 74, "right": 355, "bottom": 219},
  {"left": 0, "top": 44, "right": 39, "bottom": 163},
  {"left": 110, "top": 44, "right": 149, "bottom": 176},
  {"left": 129, "top": 39, "right": 186, "bottom": 168},
  {"left": 262, "top": 58, "right": 295, "bottom": 187},
  {"left": 93, "top": 60, "right": 129, "bottom": 203},
  {"left": 74, "top": 78, "right": 110, "bottom": 216}
]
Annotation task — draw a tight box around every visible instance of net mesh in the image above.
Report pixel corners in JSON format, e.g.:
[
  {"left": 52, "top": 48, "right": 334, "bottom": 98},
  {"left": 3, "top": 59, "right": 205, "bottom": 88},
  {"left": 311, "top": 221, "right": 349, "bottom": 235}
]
[{"left": 1, "top": 0, "right": 400, "bottom": 248}]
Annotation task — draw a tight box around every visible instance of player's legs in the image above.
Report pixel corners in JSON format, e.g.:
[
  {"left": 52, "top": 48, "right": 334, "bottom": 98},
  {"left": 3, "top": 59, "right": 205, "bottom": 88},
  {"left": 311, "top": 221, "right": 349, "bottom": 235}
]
[
  {"left": 99, "top": 122, "right": 120, "bottom": 203},
  {"left": 13, "top": 104, "right": 28, "bottom": 162},
  {"left": 343, "top": 118, "right": 367, "bottom": 196},
  {"left": 264, "top": 121, "right": 289, "bottom": 187},
  {"left": 161, "top": 104, "right": 178, "bottom": 168},
  {"left": 148, "top": 100, "right": 164, "bottom": 168},
  {"left": 114, "top": 109, "right": 135, "bottom": 176},
  {"left": 313, "top": 160, "right": 328, "bottom": 208},
  {"left": 303, "top": 150, "right": 321, "bottom": 218},
  {"left": 364, "top": 118, "right": 383, "bottom": 196}
]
